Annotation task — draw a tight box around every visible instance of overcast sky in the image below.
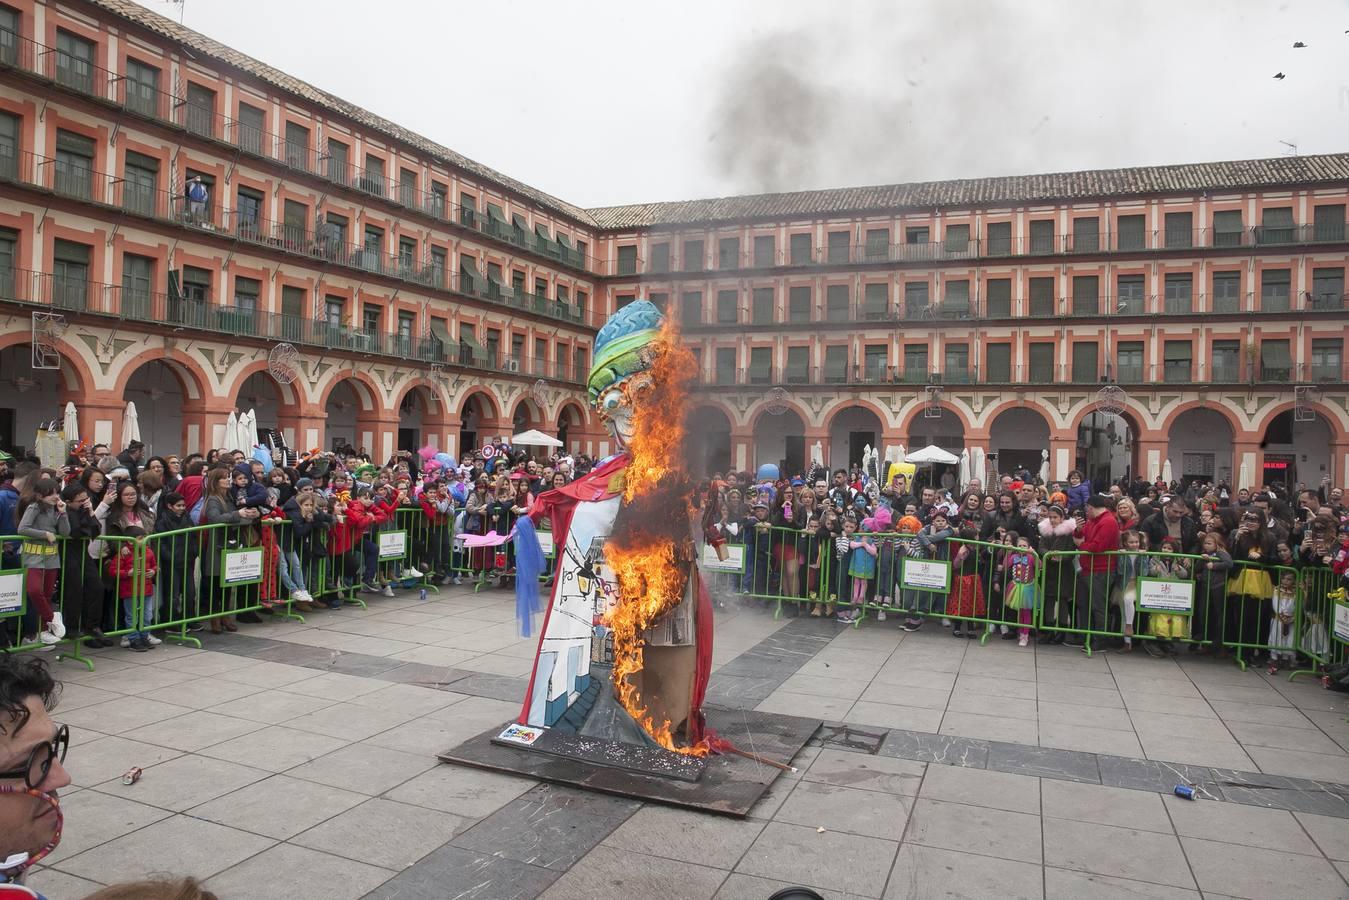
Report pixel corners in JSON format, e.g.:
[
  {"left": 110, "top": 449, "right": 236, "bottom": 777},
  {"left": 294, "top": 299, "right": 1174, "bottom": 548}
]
[{"left": 141, "top": 0, "right": 1349, "bottom": 209}]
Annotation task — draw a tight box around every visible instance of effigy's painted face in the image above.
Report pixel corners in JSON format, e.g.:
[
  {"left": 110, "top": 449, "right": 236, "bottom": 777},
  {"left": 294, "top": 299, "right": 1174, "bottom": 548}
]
[{"left": 595, "top": 370, "right": 653, "bottom": 452}]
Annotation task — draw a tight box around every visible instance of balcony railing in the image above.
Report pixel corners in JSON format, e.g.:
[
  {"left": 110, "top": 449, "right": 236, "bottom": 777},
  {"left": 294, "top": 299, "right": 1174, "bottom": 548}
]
[
  {"left": 0, "top": 27, "right": 600, "bottom": 276},
  {"left": 637, "top": 222, "right": 1349, "bottom": 277},
  {"left": 0, "top": 150, "right": 588, "bottom": 328},
  {"left": 677, "top": 289, "right": 1345, "bottom": 328},
  {"left": 0, "top": 267, "right": 584, "bottom": 383},
  {"left": 689, "top": 361, "right": 1346, "bottom": 388}
]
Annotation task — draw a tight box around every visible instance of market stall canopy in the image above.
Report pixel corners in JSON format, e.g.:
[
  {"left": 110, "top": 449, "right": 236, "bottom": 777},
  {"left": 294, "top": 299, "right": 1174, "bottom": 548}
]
[
  {"left": 905, "top": 444, "right": 959, "bottom": 465},
  {"left": 510, "top": 429, "right": 563, "bottom": 448}
]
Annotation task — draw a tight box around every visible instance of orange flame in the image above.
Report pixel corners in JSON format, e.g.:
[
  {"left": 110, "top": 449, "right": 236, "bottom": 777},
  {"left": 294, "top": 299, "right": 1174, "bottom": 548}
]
[{"left": 602, "top": 320, "right": 709, "bottom": 756}]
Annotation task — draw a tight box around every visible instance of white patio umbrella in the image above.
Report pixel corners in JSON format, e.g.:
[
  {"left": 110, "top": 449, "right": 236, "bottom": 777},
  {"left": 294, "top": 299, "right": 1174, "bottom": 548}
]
[
  {"left": 1238, "top": 457, "right": 1252, "bottom": 491},
  {"left": 958, "top": 448, "right": 971, "bottom": 490},
  {"left": 242, "top": 408, "right": 258, "bottom": 451},
  {"left": 509, "top": 428, "right": 563, "bottom": 448},
  {"left": 62, "top": 401, "right": 79, "bottom": 444},
  {"left": 1162, "top": 457, "right": 1174, "bottom": 485},
  {"left": 905, "top": 444, "right": 959, "bottom": 465},
  {"left": 970, "top": 446, "right": 986, "bottom": 488},
  {"left": 122, "top": 401, "right": 141, "bottom": 446},
  {"left": 1039, "top": 449, "right": 1050, "bottom": 485},
  {"left": 223, "top": 410, "right": 240, "bottom": 453}
]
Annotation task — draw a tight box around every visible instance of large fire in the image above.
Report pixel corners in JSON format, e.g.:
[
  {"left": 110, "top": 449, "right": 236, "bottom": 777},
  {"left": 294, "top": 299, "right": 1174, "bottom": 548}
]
[{"left": 602, "top": 320, "right": 710, "bottom": 756}]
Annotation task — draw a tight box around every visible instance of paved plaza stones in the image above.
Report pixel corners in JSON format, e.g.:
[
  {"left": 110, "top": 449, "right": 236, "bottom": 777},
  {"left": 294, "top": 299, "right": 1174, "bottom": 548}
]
[{"left": 19, "top": 587, "right": 1349, "bottom": 899}]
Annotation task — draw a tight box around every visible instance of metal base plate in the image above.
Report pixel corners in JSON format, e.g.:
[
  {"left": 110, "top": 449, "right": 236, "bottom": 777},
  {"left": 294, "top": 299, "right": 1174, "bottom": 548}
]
[
  {"left": 492, "top": 728, "right": 706, "bottom": 783},
  {"left": 440, "top": 707, "right": 820, "bottom": 817}
]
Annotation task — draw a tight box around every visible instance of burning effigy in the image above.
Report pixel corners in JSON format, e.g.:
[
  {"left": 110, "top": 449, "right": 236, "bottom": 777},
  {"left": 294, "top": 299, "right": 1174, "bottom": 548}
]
[
  {"left": 467, "top": 299, "right": 723, "bottom": 767},
  {"left": 445, "top": 299, "right": 817, "bottom": 810}
]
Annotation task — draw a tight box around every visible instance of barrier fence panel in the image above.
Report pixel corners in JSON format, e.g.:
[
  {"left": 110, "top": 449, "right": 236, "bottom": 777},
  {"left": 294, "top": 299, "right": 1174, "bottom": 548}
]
[
  {"left": 1290, "top": 564, "right": 1340, "bottom": 681},
  {"left": 851, "top": 536, "right": 1036, "bottom": 641},
  {"left": 1221, "top": 560, "right": 1302, "bottom": 671},
  {"left": 1035, "top": 548, "right": 1216, "bottom": 656},
  {"left": 733, "top": 524, "right": 834, "bottom": 618}
]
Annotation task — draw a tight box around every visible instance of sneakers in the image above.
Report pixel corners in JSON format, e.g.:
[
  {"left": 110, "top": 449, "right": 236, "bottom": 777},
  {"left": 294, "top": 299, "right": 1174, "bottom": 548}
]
[
  {"left": 451, "top": 575, "right": 463, "bottom": 586},
  {"left": 292, "top": 589, "right": 313, "bottom": 604},
  {"left": 876, "top": 610, "right": 887, "bottom": 622},
  {"left": 326, "top": 599, "right": 343, "bottom": 610},
  {"left": 127, "top": 636, "right": 150, "bottom": 652},
  {"left": 404, "top": 566, "right": 425, "bottom": 579},
  {"left": 382, "top": 585, "right": 395, "bottom": 597},
  {"left": 951, "top": 626, "right": 964, "bottom": 637},
  {"left": 120, "top": 636, "right": 131, "bottom": 648},
  {"left": 48, "top": 612, "right": 66, "bottom": 639},
  {"left": 836, "top": 610, "right": 858, "bottom": 623},
  {"left": 145, "top": 634, "right": 162, "bottom": 646},
  {"left": 941, "top": 618, "right": 952, "bottom": 628},
  {"left": 900, "top": 618, "right": 923, "bottom": 632},
  {"left": 38, "top": 630, "right": 60, "bottom": 645},
  {"left": 361, "top": 582, "right": 380, "bottom": 593},
  {"left": 1018, "top": 634, "right": 1029, "bottom": 647}
]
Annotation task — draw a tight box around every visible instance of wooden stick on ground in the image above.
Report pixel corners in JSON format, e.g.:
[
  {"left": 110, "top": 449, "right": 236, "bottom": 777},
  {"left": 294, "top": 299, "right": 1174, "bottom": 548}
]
[{"left": 726, "top": 746, "right": 798, "bottom": 772}]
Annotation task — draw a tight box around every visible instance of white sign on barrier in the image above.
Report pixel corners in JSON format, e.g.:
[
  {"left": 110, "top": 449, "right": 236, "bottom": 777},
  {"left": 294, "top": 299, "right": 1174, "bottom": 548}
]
[
  {"left": 1137, "top": 577, "right": 1195, "bottom": 615},
  {"left": 901, "top": 558, "right": 951, "bottom": 593},
  {"left": 1334, "top": 601, "right": 1349, "bottom": 644},
  {"left": 0, "top": 571, "right": 24, "bottom": 616},
  {"left": 537, "top": 531, "right": 554, "bottom": 558},
  {"left": 378, "top": 530, "right": 408, "bottom": 561},
  {"left": 221, "top": 548, "right": 264, "bottom": 586},
  {"left": 700, "top": 543, "right": 745, "bottom": 573}
]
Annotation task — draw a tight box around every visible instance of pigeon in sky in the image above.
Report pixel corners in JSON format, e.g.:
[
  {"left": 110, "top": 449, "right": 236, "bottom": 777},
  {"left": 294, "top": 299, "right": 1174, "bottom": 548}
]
[
  {"left": 1293, "top": 41, "right": 1307, "bottom": 47},
  {"left": 1274, "top": 72, "right": 1286, "bottom": 79}
]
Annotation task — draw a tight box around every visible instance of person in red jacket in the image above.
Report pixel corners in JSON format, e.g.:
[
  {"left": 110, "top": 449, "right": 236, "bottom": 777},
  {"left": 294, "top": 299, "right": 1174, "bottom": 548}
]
[
  {"left": 1069, "top": 493, "right": 1120, "bottom": 649},
  {"left": 107, "top": 527, "right": 157, "bottom": 652}
]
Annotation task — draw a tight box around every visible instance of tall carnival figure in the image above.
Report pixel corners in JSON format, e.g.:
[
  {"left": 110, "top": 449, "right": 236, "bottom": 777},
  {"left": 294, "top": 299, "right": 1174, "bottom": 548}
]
[{"left": 511, "top": 300, "right": 724, "bottom": 755}]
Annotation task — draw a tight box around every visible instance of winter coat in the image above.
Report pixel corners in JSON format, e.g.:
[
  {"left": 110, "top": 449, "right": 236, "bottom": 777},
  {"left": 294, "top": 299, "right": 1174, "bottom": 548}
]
[
  {"left": 1078, "top": 511, "right": 1121, "bottom": 573},
  {"left": 1066, "top": 482, "right": 1092, "bottom": 511},
  {"left": 202, "top": 494, "right": 248, "bottom": 577},
  {"left": 17, "top": 502, "right": 70, "bottom": 568},
  {"left": 153, "top": 506, "right": 198, "bottom": 568},
  {"left": 107, "top": 544, "right": 156, "bottom": 598}
]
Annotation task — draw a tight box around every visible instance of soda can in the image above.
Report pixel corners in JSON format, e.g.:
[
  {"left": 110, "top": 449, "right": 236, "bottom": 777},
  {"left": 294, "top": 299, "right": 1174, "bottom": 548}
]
[
  {"left": 121, "top": 767, "right": 143, "bottom": 786},
  {"left": 1173, "top": 784, "right": 1196, "bottom": 800},
  {"left": 419, "top": 588, "right": 428, "bottom": 601}
]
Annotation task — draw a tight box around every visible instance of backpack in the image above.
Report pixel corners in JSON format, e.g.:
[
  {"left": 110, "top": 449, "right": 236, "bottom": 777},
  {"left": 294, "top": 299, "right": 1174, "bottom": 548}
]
[{"left": 191, "top": 495, "right": 206, "bottom": 525}]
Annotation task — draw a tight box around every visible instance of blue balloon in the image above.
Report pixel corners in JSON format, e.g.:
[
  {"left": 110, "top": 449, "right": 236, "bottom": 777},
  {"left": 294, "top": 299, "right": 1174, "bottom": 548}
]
[
  {"left": 251, "top": 446, "right": 273, "bottom": 475},
  {"left": 756, "top": 463, "right": 780, "bottom": 482}
]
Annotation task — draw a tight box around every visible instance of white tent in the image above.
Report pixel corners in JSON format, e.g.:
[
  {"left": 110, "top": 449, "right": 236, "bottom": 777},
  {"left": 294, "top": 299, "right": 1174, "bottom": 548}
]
[
  {"left": 1238, "top": 457, "right": 1252, "bottom": 491},
  {"left": 905, "top": 444, "right": 959, "bottom": 465},
  {"left": 958, "top": 448, "right": 971, "bottom": 490},
  {"left": 1039, "top": 449, "right": 1050, "bottom": 485},
  {"left": 62, "top": 401, "right": 79, "bottom": 445},
  {"left": 510, "top": 429, "right": 563, "bottom": 448},
  {"left": 122, "top": 401, "right": 141, "bottom": 446}
]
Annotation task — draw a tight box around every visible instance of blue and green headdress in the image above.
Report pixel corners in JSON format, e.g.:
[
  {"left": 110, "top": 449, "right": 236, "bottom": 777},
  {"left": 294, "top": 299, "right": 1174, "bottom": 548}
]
[{"left": 587, "top": 299, "right": 665, "bottom": 405}]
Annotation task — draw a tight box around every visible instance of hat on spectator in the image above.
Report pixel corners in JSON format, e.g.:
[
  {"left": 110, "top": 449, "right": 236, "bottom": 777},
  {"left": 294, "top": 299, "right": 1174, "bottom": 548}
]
[{"left": 295, "top": 478, "right": 313, "bottom": 490}]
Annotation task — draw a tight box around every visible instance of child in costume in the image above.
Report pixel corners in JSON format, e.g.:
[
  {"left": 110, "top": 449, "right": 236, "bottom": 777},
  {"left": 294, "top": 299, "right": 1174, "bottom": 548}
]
[
  {"left": 1002, "top": 533, "right": 1038, "bottom": 646},
  {"left": 1194, "top": 531, "right": 1232, "bottom": 653},
  {"left": 839, "top": 513, "right": 880, "bottom": 623},
  {"left": 946, "top": 513, "right": 986, "bottom": 638},
  {"left": 1114, "top": 530, "right": 1147, "bottom": 653},
  {"left": 1266, "top": 570, "right": 1298, "bottom": 673},
  {"left": 1146, "top": 535, "right": 1191, "bottom": 655}
]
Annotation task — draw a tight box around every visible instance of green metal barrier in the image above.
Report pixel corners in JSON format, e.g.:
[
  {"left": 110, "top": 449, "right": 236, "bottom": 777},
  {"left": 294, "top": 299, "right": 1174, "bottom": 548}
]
[
  {"left": 1289, "top": 565, "right": 1339, "bottom": 682},
  {"left": 1222, "top": 559, "right": 1302, "bottom": 672},
  {"left": 1035, "top": 548, "right": 1217, "bottom": 657},
  {"left": 143, "top": 521, "right": 304, "bottom": 646},
  {"left": 852, "top": 536, "right": 1037, "bottom": 643},
  {"left": 733, "top": 524, "right": 834, "bottom": 619}
]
